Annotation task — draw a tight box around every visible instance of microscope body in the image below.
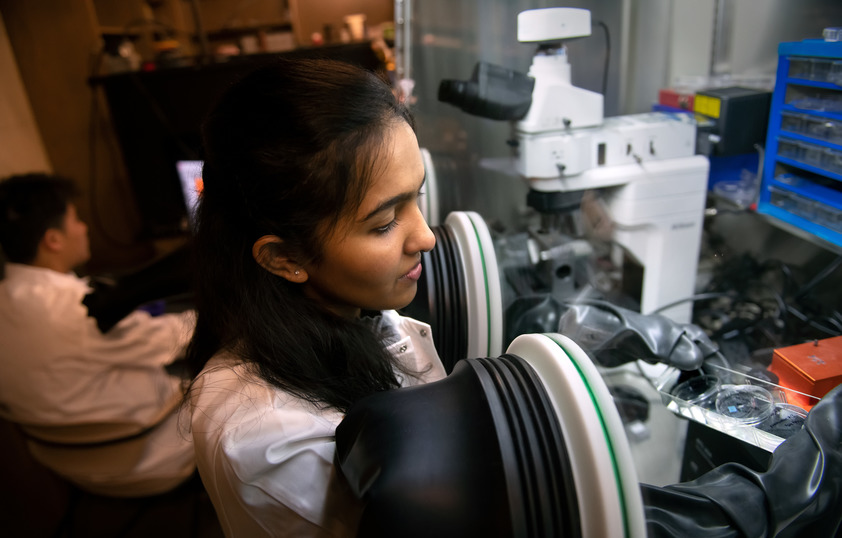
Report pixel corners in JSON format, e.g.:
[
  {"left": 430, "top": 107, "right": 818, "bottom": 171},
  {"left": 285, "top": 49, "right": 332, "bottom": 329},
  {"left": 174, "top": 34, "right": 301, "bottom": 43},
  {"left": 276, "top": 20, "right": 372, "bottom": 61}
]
[
  {"left": 515, "top": 7, "right": 603, "bottom": 135},
  {"left": 514, "top": 9, "right": 708, "bottom": 324},
  {"left": 439, "top": 7, "right": 710, "bottom": 324}
]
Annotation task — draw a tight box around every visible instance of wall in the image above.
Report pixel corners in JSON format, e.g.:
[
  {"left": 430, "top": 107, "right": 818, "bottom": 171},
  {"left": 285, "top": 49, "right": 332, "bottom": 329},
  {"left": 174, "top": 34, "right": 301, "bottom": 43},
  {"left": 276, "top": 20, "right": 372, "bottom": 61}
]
[
  {"left": 668, "top": 1, "right": 715, "bottom": 84},
  {"left": 727, "top": 0, "right": 839, "bottom": 77},
  {"left": 0, "top": 11, "right": 50, "bottom": 177},
  {"left": 0, "top": 1, "right": 153, "bottom": 272},
  {"left": 666, "top": 0, "right": 842, "bottom": 89}
]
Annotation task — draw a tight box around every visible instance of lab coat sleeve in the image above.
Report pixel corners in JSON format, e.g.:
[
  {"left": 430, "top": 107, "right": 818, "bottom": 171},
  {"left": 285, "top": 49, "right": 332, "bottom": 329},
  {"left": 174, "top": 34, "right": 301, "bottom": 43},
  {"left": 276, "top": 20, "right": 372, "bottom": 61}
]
[{"left": 87, "top": 309, "right": 197, "bottom": 367}]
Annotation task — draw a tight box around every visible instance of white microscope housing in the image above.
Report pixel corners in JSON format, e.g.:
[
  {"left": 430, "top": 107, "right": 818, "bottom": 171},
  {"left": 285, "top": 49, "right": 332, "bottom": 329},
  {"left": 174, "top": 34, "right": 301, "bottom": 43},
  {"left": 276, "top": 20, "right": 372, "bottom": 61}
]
[
  {"left": 513, "top": 7, "right": 709, "bottom": 324},
  {"left": 437, "top": 7, "right": 709, "bottom": 328},
  {"left": 516, "top": 8, "right": 604, "bottom": 135}
]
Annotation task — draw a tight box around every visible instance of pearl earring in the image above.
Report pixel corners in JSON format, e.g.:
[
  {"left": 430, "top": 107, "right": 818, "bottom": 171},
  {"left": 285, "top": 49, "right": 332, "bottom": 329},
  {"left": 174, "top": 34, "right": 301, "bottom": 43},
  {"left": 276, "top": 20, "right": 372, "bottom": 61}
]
[{"left": 294, "top": 270, "right": 300, "bottom": 275}]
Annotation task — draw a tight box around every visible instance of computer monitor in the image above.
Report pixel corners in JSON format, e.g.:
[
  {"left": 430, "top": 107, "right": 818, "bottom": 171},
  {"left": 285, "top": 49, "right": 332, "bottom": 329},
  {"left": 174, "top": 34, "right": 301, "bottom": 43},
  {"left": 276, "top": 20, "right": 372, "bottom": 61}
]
[{"left": 176, "top": 160, "right": 203, "bottom": 227}]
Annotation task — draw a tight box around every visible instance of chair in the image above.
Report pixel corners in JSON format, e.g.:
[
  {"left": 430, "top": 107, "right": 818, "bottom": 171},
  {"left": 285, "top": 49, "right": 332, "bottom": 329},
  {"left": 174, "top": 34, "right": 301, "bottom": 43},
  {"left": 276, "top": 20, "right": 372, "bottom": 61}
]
[
  {"left": 0, "top": 416, "right": 72, "bottom": 537},
  {"left": 0, "top": 417, "right": 223, "bottom": 537}
]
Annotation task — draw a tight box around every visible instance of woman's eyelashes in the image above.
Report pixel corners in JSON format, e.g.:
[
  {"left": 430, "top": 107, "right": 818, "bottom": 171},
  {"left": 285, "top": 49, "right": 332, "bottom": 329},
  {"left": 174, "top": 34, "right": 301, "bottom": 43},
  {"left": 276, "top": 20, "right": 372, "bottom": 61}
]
[
  {"left": 373, "top": 190, "right": 423, "bottom": 235},
  {"left": 374, "top": 218, "right": 399, "bottom": 235}
]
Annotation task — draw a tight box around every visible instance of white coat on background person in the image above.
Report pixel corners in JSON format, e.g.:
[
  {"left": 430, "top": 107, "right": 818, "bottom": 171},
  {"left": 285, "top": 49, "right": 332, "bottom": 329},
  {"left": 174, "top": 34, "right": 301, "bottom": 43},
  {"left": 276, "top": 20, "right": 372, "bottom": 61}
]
[{"left": 0, "top": 174, "right": 196, "bottom": 497}]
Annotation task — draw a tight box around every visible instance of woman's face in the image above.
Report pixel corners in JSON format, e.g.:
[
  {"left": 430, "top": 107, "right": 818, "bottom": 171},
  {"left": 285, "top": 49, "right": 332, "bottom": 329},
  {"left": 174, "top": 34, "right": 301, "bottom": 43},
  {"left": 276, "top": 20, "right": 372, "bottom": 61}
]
[{"left": 301, "top": 121, "right": 436, "bottom": 318}]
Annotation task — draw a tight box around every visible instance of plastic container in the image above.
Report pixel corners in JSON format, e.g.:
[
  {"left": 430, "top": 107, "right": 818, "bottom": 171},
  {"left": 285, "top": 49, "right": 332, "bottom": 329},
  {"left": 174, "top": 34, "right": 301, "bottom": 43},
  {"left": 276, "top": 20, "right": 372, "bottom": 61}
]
[
  {"left": 822, "top": 147, "right": 842, "bottom": 174},
  {"left": 831, "top": 60, "right": 842, "bottom": 85},
  {"left": 828, "top": 118, "right": 842, "bottom": 144},
  {"left": 802, "top": 142, "right": 825, "bottom": 167},
  {"left": 670, "top": 374, "right": 721, "bottom": 410},
  {"left": 713, "top": 180, "right": 759, "bottom": 208},
  {"left": 815, "top": 203, "right": 842, "bottom": 232},
  {"left": 810, "top": 58, "right": 833, "bottom": 83},
  {"left": 715, "top": 385, "right": 776, "bottom": 426},
  {"left": 788, "top": 57, "right": 812, "bottom": 79},
  {"left": 777, "top": 138, "right": 804, "bottom": 160},
  {"left": 757, "top": 403, "right": 808, "bottom": 439},
  {"left": 780, "top": 112, "right": 806, "bottom": 135},
  {"left": 823, "top": 27, "right": 842, "bottom": 42},
  {"left": 805, "top": 116, "right": 839, "bottom": 142},
  {"left": 786, "top": 85, "right": 842, "bottom": 112}
]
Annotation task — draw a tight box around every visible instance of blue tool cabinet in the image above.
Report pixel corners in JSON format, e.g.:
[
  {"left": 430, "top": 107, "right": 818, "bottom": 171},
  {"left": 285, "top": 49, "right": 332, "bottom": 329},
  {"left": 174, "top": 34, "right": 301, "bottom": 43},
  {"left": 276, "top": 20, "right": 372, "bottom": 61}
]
[{"left": 757, "top": 37, "right": 842, "bottom": 249}]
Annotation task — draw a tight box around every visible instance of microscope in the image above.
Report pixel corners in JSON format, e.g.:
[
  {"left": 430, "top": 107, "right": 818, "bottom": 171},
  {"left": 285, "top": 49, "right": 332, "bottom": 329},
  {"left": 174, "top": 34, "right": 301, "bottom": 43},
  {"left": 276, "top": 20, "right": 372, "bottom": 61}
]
[{"left": 439, "top": 7, "right": 709, "bottom": 325}]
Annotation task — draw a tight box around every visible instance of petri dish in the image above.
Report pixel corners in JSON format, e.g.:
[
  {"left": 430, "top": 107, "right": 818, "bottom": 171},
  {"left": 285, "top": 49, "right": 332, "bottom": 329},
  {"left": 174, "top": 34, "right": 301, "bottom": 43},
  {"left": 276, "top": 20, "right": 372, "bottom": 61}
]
[
  {"left": 670, "top": 374, "right": 721, "bottom": 410},
  {"left": 758, "top": 403, "right": 808, "bottom": 439},
  {"left": 715, "top": 385, "right": 775, "bottom": 425}
]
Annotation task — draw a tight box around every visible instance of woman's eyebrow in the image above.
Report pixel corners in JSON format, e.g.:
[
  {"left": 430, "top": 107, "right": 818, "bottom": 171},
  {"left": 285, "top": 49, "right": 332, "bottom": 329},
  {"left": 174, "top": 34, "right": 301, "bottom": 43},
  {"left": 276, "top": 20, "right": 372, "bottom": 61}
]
[
  {"left": 359, "top": 177, "right": 426, "bottom": 223},
  {"left": 360, "top": 191, "right": 416, "bottom": 223}
]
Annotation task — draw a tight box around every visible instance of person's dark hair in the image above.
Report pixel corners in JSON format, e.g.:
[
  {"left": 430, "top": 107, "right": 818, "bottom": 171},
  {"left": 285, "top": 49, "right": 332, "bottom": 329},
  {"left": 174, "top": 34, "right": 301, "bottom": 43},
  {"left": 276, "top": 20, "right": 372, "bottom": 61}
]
[
  {"left": 185, "top": 58, "right": 416, "bottom": 413},
  {"left": 0, "top": 173, "right": 80, "bottom": 264}
]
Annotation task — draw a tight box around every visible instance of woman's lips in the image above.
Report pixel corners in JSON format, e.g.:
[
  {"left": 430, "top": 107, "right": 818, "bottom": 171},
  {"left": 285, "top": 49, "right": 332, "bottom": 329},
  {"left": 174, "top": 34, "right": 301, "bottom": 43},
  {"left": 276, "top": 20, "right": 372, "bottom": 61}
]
[{"left": 402, "top": 262, "right": 423, "bottom": 281}]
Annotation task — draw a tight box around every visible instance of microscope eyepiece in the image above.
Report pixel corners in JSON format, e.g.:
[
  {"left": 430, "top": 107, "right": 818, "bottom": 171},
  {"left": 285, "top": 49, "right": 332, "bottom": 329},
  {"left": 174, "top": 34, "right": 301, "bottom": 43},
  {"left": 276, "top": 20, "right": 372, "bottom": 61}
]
[{"left": 438, "top": 61, "right": 535, "bottom": 121}]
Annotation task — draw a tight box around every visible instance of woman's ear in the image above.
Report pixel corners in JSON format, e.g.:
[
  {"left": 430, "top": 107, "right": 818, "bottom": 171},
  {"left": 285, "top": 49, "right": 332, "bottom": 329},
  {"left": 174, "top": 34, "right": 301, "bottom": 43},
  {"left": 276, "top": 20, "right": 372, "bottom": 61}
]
[{"left": 252, "top": 235, "right": 308, "bottom": 283}]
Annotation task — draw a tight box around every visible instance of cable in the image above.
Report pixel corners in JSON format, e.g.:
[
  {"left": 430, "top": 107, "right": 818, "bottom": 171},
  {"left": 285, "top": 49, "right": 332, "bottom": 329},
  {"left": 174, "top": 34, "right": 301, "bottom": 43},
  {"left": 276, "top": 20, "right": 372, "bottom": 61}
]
[
  {"left": 823, "top": 316, "right": 842, "bottom": 333},
  {"left": 794, "top": 254, "right": 842, "bottom": 300},
  {"left": 786, "top": 304, "right": 840, "bottom": 336},
  {"left": 761, "top": 258, "right": 795, "bottom": 298},
  {"left": 87, "top": 47, "right": 138, "bottom": 249},
  {"left": 650, "top": 291, "right": 735, "bottom": 315}
]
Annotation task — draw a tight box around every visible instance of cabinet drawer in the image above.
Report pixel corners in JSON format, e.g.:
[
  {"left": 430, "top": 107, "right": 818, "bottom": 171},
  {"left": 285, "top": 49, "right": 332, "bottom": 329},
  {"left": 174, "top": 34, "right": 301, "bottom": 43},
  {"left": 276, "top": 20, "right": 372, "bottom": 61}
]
[{"left": 780, "top": 111, "right": 842, "bottom": 144}]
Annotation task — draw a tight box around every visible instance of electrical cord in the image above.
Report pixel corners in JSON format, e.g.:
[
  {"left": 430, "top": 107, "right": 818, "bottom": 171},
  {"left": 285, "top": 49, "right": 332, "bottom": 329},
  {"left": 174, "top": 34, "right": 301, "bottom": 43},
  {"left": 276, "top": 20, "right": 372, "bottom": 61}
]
[
  {"left": 87, "top": 47, "right": 138, "bottom": 249},
  {"left": 794, "top": 254, "right": 842, "bottom": 300},
  {"left": 786, "top": 304, "right": 840, "bottom": 336},
  {"left": 650, "top": 291, "right": 736, "bottom": 316}
]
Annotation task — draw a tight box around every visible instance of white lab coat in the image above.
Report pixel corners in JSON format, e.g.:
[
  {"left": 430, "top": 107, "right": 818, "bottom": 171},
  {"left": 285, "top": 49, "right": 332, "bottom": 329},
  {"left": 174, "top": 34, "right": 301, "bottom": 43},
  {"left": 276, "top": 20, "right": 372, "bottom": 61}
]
[
  {"left": 188, "top": 309, "right": 447, "bottom": 537},
  {"left": 0, "top": 263, "right": 197, "bottom": 496}
]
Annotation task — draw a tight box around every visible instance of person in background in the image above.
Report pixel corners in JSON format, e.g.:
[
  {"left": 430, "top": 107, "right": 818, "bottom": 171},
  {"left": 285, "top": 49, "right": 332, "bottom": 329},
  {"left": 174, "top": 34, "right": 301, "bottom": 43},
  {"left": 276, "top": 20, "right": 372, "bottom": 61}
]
[
  {"left": 0, "top": 173, "right": 196, "bottom": 497},
  {"left": 184, "top": 58, "right": 445, "bottom": 537}
]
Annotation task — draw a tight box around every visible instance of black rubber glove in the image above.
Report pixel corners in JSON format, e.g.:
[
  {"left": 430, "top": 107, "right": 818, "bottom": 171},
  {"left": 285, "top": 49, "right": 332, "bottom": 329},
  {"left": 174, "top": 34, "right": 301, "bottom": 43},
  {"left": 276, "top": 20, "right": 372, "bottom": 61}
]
[
  {"left": 644, "top": 382, "right": 842, "bottom": 537},
  {"left": 557, "top": 299, "right": 719, "bottom": 370}
]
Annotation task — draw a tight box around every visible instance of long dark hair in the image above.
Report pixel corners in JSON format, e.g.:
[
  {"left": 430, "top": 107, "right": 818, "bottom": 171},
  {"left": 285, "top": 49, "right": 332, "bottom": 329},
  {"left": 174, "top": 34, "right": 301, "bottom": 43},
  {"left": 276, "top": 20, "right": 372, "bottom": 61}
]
[{"left": 185, "top": 58, "right": 415, "bottom": 413}]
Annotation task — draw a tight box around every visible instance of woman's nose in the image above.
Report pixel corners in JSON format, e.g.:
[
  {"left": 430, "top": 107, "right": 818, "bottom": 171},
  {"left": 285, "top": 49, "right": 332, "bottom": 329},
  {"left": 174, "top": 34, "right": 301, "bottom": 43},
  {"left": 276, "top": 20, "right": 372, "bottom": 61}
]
[{"left": 406, "top": 207, "right": 436, "bottom": 254}]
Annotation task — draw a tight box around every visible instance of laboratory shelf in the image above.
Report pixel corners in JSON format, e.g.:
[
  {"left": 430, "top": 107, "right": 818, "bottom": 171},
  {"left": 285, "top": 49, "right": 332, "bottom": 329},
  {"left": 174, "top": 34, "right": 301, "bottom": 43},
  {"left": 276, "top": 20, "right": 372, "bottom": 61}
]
[
  {"left": 758, "top": 37, "right": 842, "bottom": 249},
  {"left": 774, "top": 149, "right": 842, "bottom": 180}
]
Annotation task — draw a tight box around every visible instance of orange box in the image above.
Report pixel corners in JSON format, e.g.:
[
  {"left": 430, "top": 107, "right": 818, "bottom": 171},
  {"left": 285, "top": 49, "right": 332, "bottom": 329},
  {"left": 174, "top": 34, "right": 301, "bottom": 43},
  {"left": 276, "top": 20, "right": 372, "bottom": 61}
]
[{"left": 770, "top": 336, "right": 842, "bottom": 411}]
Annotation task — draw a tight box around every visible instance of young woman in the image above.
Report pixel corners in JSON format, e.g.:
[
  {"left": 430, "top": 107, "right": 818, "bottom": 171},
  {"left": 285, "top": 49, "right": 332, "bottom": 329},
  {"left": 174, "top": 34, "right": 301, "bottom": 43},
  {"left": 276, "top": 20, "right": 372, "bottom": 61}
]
[{"left": 184, "top": 58, "right": 446, "bottom": 537}]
